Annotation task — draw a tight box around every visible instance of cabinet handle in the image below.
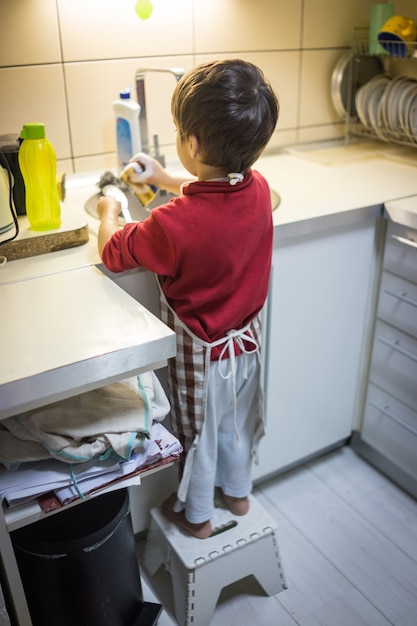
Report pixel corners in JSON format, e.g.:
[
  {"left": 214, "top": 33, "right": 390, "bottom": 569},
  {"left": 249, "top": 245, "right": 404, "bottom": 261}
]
[
  {"left": 369, "top": 400, "right": 417, "bottom": 436},
  {"left": 384, "top": 288, "right": 417, "bottom": 309},
  {"left": 377, "top": 335, "right": 417, "bottom": 363},
  {"left": 391, "top": 234, "right": 417, "bottom": 250}
]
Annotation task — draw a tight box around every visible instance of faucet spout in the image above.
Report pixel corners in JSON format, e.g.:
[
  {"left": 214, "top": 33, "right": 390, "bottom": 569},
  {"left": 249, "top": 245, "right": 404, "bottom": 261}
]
[{"left": 135, "top": 67, "right": 185, "bottom": 158}]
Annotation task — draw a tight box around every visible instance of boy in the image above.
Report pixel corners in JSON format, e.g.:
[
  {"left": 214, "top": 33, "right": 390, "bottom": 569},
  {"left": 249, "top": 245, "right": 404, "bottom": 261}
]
[{"left": 97, "top": 59, "right": 279, "bottom": 538}]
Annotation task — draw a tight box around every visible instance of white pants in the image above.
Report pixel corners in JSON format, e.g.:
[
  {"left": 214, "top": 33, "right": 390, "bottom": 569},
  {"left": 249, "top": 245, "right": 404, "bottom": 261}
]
[{"left": 184, "top": 351, "right": 260, "bottom": 524}]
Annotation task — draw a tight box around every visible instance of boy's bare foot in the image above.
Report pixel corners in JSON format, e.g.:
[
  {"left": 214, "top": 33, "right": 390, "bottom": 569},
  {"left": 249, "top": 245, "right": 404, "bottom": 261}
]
[
  {"left": 220, "top": 490, "right": 249, "bottom": 516},
  {"left": 160, "top": 494, "right": 212, "bottom": 539}
]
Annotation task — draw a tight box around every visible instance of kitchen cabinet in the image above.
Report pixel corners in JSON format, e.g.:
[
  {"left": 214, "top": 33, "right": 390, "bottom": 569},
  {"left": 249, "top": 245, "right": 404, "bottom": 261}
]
[
  {"left": 0, "top": 266, "right": 176, "bottom": 626},
  {"left": 352, "top": 211, "right": 417, "bottom": 499},
  {"left": 253, "top": 217, "right": 382, "bottom": 482}
]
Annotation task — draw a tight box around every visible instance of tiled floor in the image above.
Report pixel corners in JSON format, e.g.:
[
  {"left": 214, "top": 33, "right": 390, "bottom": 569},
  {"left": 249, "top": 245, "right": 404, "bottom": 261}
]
[{"left": 137, "top": 445, "right": 417, "bottom": 625}]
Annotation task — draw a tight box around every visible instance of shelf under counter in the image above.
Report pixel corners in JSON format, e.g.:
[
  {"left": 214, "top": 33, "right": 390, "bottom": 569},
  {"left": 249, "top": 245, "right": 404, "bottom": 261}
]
[
  {"left": 3, "top": 459, "right": 176, "bottom": 533},
  {"left": 0, "top": 265, "right": 176, "bottom": 420}
]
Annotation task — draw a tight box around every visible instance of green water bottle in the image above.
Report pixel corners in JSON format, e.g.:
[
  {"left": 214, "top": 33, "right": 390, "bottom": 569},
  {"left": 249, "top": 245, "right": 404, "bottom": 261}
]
[{"left": 18, "top": 123, "right": 61, "bottom": 231}]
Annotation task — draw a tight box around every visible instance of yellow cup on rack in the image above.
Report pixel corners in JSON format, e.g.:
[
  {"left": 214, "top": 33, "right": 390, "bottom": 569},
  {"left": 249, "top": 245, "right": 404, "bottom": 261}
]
[{"left": 378, "top": 15, "right": 417, "bottom": 57}]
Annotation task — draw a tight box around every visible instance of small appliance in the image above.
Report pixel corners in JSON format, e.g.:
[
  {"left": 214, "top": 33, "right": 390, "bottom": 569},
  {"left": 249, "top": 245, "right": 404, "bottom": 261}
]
[{"left": 0, "top": 138, "right": 20, "bottom": 244}]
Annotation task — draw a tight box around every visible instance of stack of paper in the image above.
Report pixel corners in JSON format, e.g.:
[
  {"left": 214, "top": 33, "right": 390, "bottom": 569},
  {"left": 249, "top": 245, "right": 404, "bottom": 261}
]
[{"left": 0, "top": 422, "right": 181, "bottom": 508}]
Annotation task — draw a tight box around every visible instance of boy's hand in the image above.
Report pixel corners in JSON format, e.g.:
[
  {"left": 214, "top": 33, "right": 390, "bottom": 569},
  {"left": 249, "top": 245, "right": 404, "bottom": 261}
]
[
  {"left": 121, "top": 153, "right": 163, "bottom": 187},
  {"left": 96, "top": 196, "right": 122, "bottom": 259},
  {"left": 122, "top": 152, "right": 191, "bottom": 196},
  {"left": 96, "top": 195, "right": 121, "bottom": 220}
]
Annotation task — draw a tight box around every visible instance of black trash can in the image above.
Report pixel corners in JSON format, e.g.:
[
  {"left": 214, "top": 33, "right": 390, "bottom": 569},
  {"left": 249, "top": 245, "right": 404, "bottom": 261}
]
[{"left": 11, "top": 488, "right": 143, "bottom": 626}]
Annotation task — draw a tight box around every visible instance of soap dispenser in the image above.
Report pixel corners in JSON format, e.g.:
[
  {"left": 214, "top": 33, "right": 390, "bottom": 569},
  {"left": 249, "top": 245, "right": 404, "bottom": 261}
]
[{"left": 113, "top": 89, "right": 142, "bottom": 172}]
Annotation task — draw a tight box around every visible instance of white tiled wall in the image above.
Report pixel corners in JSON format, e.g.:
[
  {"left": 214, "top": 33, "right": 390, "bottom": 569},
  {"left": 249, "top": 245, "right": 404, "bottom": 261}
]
[{"left": 0, "top": 0, "right": 416, "bottom": 173}]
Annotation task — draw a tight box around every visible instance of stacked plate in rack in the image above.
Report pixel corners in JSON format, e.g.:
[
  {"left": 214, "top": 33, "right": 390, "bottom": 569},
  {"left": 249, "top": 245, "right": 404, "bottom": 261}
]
[
  {"left": 331, "top": 52, "right": 384, "bottom": 119},
  {"left": 355, "top": 75, "right": 417, "bottom": 143},
  {"left": 355, "top": 74, "right": 390, "bottom": 136}
]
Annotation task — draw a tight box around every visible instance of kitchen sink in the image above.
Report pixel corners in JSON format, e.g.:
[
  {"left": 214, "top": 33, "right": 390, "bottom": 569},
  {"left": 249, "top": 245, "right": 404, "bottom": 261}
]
[
  {"left": 85, "top": 188, "right": 176, "bottom": 224},
  {"left": 270, "top": 189, "right": 280, "bottom": 211},
  {"left": 85, "top": 186, "right": 280, "bottom": 224}
]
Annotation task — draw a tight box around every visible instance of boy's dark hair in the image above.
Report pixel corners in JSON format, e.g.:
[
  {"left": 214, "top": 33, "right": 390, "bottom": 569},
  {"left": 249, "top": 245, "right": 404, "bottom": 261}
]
[{"left": 171, "top": 59, "right": 279, "bottom": 173}]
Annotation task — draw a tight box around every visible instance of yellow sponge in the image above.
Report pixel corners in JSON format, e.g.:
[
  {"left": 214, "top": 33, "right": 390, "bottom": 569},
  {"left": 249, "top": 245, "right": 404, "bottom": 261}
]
[{"left": 120, "top": 167, "right": 158, "bottom": 207}]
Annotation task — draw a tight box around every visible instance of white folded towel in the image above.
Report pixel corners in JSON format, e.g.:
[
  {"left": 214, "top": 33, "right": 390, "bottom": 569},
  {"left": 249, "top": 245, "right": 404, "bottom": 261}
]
[{"left": 0, "top": 371, "right": 170, "bottom": 464}]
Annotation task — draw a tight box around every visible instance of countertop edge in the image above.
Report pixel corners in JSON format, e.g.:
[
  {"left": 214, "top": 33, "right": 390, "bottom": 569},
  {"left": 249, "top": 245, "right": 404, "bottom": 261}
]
[
  {"left": 274, "top": 203, "right": 383, "bottom": 241},
  {"left": 384, "top": 194, "right": 417, "bottom": 229}
]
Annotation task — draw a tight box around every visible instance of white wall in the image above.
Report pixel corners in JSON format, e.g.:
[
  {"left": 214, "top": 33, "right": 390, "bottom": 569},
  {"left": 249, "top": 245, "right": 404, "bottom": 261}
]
[{"left": 2, "top": 0, "right": 415, "bottom": 175}]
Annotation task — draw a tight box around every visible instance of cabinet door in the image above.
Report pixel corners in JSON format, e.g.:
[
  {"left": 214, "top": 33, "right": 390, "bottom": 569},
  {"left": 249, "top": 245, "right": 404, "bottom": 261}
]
[
  {"left": 369, "top": 320, "right": 417, "bottom": 410},
  {"left": 98, "top": 264, "right": 161, "bottom": 317},
  {"left": 362, "top": 383, "right": 417, "bottom": 479},
  {"left": 383, "top": 220, "right": 417, "bottom": 283},
  {"left": 378, "top": 270, "right": 417, "bottom": 339},
  {"left": 253, "top": 220, "right": 378, "bottom": 481}
]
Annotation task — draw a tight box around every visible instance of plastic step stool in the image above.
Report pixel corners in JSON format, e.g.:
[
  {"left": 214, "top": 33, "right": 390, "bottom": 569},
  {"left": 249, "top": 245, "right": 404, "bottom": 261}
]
[{"left": 141, "top": 495, "right": 287, "bottom": 625}]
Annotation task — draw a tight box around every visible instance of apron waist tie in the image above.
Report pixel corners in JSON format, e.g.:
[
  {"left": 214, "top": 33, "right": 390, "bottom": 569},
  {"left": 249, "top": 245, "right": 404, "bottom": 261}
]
[{"left": 217, "top": 329, "right": 260, "bottom": 445}]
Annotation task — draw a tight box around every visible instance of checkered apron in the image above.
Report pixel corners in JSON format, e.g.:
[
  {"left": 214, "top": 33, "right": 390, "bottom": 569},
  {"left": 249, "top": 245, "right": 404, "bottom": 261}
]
[{"left": 157, "top": 278, "right": 265, "bottom": 504}]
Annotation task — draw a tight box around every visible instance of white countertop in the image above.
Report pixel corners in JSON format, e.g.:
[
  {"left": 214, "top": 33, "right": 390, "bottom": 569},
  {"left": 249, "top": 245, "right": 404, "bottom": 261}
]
[
  {"left": 2, "top": 141, "right": 417, "bottom": 420},
  {"left": 3, "top": 143, "right": 417, "bottom": 285},
  {"left": 0, "top": 174, "right": 176, "bottom": 419},
  {"left": 0, "top": 175, "right": 101, "bottom": 286},
  {"left": 0, "top": 265, "right": 176, "bottom": 417},
  {"left": 257, "top": 144, "right": 417, "bottom": 237}
]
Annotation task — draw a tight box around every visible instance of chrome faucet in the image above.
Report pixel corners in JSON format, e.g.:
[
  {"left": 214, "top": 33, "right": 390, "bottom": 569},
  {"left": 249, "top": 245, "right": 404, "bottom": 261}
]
[{"left": 135, "top": 67, "right": 185, "bottom": 165}]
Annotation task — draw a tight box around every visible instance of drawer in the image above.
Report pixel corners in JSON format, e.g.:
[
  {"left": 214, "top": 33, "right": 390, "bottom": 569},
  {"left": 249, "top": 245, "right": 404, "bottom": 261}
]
[
  {"left": 378, "top": 271, "right": 417, "bottom": 339},
  {"left": 362, "top": 383, "right": 417, "bottom": 478},
  {"left": 383, "top": 220, "right": 417, "bottom": 283},
  {"left": 369, "top": 320, "right": 417, "bottom": 410}
]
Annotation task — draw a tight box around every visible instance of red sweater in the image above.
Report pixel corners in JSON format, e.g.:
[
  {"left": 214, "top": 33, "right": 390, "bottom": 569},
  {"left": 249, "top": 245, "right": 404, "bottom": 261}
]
[{"left": 102, "top": 169, "right": 273, "bottom": 357}]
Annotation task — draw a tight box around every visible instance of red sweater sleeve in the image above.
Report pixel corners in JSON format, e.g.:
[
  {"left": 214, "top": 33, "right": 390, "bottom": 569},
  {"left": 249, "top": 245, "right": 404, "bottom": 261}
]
[{"left": 101, "top": 213, "right": 177, "bottom": 276}]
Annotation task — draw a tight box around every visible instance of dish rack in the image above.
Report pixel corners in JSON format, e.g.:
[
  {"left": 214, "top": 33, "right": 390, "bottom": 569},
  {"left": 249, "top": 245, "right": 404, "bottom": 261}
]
[{"left": 342, "top": 28, "right": 417, "bottom": 149}]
